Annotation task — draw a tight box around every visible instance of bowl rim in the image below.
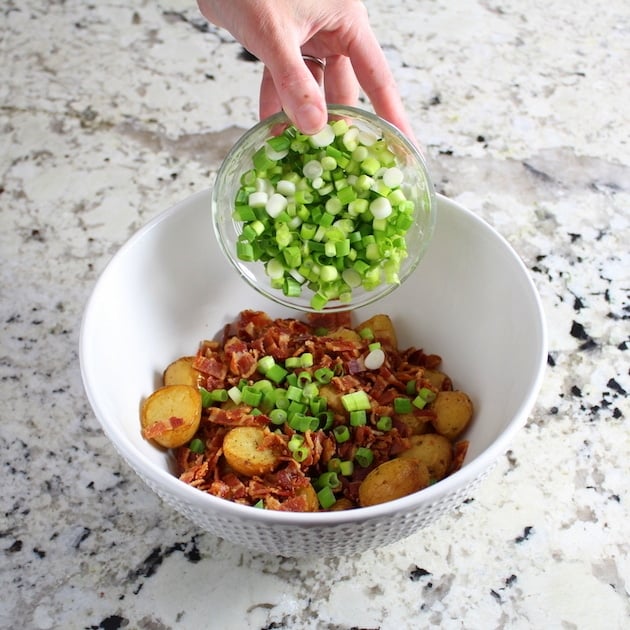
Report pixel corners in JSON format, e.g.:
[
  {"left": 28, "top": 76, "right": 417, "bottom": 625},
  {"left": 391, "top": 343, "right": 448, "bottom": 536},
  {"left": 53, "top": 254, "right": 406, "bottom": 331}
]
[
  {"left": 210, "top": 104, "right": 438, "bottom": 314},
  {"left": 80, "top": 190, "right": 548, "bottom": 526}
]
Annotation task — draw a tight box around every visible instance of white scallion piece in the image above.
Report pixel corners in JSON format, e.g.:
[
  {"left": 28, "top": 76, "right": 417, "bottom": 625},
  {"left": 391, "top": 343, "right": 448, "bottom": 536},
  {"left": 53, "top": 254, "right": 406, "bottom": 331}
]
[
  {"left": 249, "top": 191, "right": 268, "bottom": 208},
  {"left": 364, "top": 348, "right": 385, "bottom": 370},
  {"left": 309, "top": 124, "right": 335, "bottom": 148},
  {"left": 369, "top": 196, "right": 393, "bottom": 219},
  {"left": 303, "top": 160, "right": 324, "bottom": 180},
  {"left": 276, "top": 179, "right": 296, "bottom": 196},
  {"left": 265, "top": 193, "right": 288, "bottom": 218},
  {"left": 265, "top": 145, "right": 289, "bottom": 161},
  {"left": 382, "top": 167, "right": 404, "bottom": 189}
]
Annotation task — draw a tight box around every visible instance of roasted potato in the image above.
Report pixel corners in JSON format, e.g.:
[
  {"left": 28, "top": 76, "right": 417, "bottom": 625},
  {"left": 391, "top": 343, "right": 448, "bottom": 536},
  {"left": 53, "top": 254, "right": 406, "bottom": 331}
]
[
  {"left": 358, "top": 458, "right": 429, "bottom": 507},
  {"left": 327, "top": 497, "right": 355, "bottom": 511},
  {"left": 163, "top": 356, "right": 203, "bottom": 387},
  {"left": 222, "top": 426, "right": 282, "bottom": 477},
  {"left": 318, "top": 383, "right": 345, "bottom": 413},
  {"left": 432, "top": 390, "right": 473, "bottom": 440},
  {"left": 356, "top": 314, "right": 398, "bottom": 349},
  {"left": 422, "top": 369, "right": 449, "bottom": 391},
  {"left": 326, "top": 327, "right": 362, "bottom": 344},
  {"left": 140, "top": 384, "right": 202, "bottom": 448},
  {"left": 296, "top": 484, "right": 320, "bottom": 512},
  {"left": 396, "top": 411, "right": 433, "bottom": 436},
  {"left": 399, "top": 433, "right": 453, "bottom": 481}
]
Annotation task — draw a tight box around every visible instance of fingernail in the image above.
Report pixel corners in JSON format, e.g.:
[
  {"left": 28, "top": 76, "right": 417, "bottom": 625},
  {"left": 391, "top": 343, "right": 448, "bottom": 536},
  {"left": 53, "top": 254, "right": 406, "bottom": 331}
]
[{"left": 295, "top": 103, "right": 325, "bottom": 135}]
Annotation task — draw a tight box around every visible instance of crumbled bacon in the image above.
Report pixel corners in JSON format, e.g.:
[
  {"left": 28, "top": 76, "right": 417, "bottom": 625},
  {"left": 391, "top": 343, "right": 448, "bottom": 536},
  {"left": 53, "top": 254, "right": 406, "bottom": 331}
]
[
  {"left": 168, "top": 309, "right": 468, "bottom": 513},
  {"left": 206, "top": 407, "right": 268, "bottom": 427},
  {"left": 142, "top": 416, "right": 184, "bottom": 439}
]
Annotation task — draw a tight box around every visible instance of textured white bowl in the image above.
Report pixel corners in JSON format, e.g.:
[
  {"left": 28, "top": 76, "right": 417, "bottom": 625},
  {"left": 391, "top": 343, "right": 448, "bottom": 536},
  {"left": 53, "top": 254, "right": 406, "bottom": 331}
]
[{"left": 80, "top": 190, "right": 547, "bottom": 557}]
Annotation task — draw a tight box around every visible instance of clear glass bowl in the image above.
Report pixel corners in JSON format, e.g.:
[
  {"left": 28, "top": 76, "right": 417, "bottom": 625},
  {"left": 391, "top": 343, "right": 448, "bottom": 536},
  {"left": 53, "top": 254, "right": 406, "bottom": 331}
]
[{"left": 211, "top": 105, "right": 436, "bottom": 313}]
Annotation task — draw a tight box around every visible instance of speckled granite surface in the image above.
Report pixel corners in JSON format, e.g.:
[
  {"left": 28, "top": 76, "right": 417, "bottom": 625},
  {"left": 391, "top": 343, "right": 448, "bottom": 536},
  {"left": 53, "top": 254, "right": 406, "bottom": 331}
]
[{"left": 1, "top": 1, "right": 628, "bottom": 628}]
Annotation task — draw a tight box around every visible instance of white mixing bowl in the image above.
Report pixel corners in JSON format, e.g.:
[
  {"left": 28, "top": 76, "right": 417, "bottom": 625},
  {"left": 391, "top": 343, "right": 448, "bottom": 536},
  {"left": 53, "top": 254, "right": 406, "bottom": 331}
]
[{"left": 80, "top": 190, "right": 546, "bottom": 557}]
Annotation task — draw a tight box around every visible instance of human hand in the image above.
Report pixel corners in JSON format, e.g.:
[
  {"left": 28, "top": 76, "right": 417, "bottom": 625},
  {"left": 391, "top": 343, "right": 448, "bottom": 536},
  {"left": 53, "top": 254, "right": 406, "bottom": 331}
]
[{"left": 197, "top": 0, "right": 415, "bottom": 142}]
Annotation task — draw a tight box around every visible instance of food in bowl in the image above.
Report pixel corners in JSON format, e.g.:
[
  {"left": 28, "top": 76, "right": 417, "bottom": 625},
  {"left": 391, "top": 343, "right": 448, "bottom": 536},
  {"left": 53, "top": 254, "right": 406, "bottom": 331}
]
[
  {"left": 140, "top": 309, "right": 472, "bottom": 512},
  {"left": 212, "top": 106, "right": 436, "bottom": 313}
]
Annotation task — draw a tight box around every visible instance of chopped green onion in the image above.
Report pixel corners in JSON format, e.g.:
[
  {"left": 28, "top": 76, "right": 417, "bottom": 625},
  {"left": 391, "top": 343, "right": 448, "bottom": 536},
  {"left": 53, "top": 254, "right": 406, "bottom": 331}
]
[
  {"left": 355, "top": 447, "right": 374, "bottom": 468},
  {"left": 266, "top": 363, "right": 288, "bottom": 384},
  {"left": 227, "top": 385, "right": 242, "bottom": 404},
  {"left": 317, "top": 485, "right": 337, "bottom": 509},
  {"left": 314, "top": 367, "right": 334, "bottom": 383},
  {"left": 257, "top": 355, "right": 276, "bottom": 375},
  {"left": 292, "top": 445, "right": 311, "bottom": 463},
  {"left": 333, "top": 425, "right": 351, "bottom": 443},
  {"left": 188, "top": 438, "right": 205, "bottom": 454},
  {"left": 327, "top": 457, "right": 342, "bottom": 473},
  {"left": 231, "top": 120, "right": 419, "bottom": 309},
  {"left": 394, "top": 397, "right": 412, "bottom": 414},
  {"left": 269, "top": 408, "right": 288, "bottom": 425},
  {"left": 376, "top": 415, "right": 393, "bottom": 431},
  {"left": 413, "top": 395, "right": 427, "bottom": 409},
  {"left": 418, "top": 387, "right": 436, "bottom": 403},
  {"left": 317, "top": 471, "right": 341, "bottom": 490},
  {"left": 359, "top": 327, "right": 374, "bottom": 340},
  {"left": 339, "top": 459, "right": 354, "bottom": 476},
  {"left": 341, "top": 390, "right": 371, "bottom": 412},
  {"left": 241, "top": 386, "right": 263, "bottom": 407},
  {"left": 350, "top": 410, "right": 367, "bottom": 426},
  {"left": 287, "top": 434, "right": 305, "bottom": 452}
]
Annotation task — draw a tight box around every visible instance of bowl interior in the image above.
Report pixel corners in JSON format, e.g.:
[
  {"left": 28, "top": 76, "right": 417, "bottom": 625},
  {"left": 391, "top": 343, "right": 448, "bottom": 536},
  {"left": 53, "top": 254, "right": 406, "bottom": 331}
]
[
  {"left": 211, "top": 105, "right": 436, "bottom": 313},
  {"left": 80, "top": 190, "right": 546, "bottom": 546}
]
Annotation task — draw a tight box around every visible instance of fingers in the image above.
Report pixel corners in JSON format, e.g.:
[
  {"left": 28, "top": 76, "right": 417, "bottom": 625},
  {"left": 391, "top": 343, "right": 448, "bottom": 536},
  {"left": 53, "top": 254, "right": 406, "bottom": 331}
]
[
  {"left": 322, "top": 55, "right": 360, "bottom": 106},
  {"left": 263, "top": 53, "right": 329, "bottom": 134},
  {"left": 345, "top": 28, "right": 417, "bottom": 144},
  {"left": 259, "top": 66, "right": 282, "bottom": 121}
]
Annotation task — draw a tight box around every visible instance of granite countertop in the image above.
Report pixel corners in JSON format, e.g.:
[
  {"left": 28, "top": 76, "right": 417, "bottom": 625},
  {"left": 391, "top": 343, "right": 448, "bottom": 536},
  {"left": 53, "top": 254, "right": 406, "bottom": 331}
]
[{"left": 1, "top": 0, "right": 628, "bottom": 628}]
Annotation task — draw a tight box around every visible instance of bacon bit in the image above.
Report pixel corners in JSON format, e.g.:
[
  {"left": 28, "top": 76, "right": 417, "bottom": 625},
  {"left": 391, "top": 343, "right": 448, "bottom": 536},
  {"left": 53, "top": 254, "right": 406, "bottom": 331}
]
[
  {"left": 278, "top": 495, "right": 309, "bottom": 512},
  {"left": 275, "top": 460, "right": 310, "bottom": 491},
  {"left": 306, "top": 310, "right": 352, "bottom": 330},
  {"left": 347, "top": 357, "right": 365, "bottom": 375},
  {"left": 192, "top": 354, "right": 227, "bottom": 380},
  {"left": 331, "top": 374, "right": 363, "bottom": 394},
  {"left": 450, "top": 440, "right": 469, "bottom": 474},
  {"left": 142, "top": 416, "right": 184, "bottom": 439},
  {"left": 207, "top": 407, "right": 268, "bottom": 427}
]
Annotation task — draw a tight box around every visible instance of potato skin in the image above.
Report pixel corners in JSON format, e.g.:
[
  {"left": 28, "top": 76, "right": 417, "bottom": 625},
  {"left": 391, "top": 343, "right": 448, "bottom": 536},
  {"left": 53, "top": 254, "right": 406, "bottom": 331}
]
[
  {"left": 296, "top": 484, "right": 320, "bottom": 512},
  {"left": 396, "top": 412, "right": 433, "bottom": 436},
  {"left": 318, "top": 384, "right": 345, "bottom": 413},
  {"left": 222, "top": 426, "right": 281, "bottom": 477},
  {"left": 163, "top": 356, "right": 203, "bottom": 388},
  {"left": 358, "top": 458, "right": 429, "bottom": 507},
  {"left": 432, "top": 391, "right": 473, "bottom": 440},
  {"left": 141, "top": 384, "right": 202, "bottom": 448},
  {"left": 399, "top": 433, "right": 453, "bottom": 481},
  {"left": 356, "top": 314, "right": 398, "bottom": 350},
  {"left": 422, "top": 369, "right": 450, "bottom": 391}
]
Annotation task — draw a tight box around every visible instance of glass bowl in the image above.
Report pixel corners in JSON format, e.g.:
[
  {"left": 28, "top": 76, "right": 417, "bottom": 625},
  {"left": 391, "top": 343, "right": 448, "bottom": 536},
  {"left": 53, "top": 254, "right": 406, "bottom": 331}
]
[{"left": 211, "top": 105, "right": 436, "bottom": 313}]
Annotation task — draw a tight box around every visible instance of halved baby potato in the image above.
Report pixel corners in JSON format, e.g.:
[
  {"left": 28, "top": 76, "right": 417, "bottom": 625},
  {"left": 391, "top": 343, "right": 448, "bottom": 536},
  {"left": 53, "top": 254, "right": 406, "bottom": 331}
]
[
  {"left": 358, "top": 458, "right": 429, "bottom": 507},
  {"left": 163, "top": 356, "right": 203, "bottom": 388},
  {"left": 222, "top": 426, "right": 282, "bottom": 477},
  {"left": 141, "top": 384, "right": 202, "bottom": 448},
  {"left": 399, "top": 433, "right": 454, "bottom": 481},
  {"left": 356, "top": 314, "right": 398, "bottom": 350},
  {"left": 432, "top": 390, "right": 474, "bottom": 440}
]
